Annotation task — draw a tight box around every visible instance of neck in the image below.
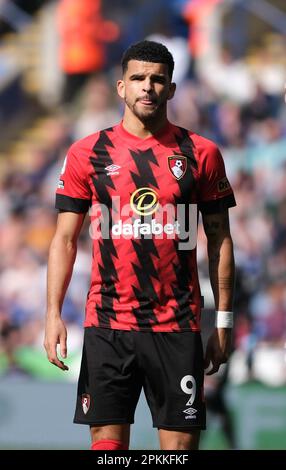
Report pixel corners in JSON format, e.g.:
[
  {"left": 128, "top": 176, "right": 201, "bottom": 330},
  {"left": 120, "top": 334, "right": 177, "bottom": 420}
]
[{"left": 122, "top": 107, "right": 168, "bottom": 139}]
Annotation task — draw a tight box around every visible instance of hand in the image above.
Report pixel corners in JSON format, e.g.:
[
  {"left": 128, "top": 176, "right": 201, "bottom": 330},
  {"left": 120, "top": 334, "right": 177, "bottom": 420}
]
[
  {"left": 44, "top": 315, "right": 69, "bottom": 371},
  {"left": 204, "top": 328, "right": 232, "bottom": 375}
]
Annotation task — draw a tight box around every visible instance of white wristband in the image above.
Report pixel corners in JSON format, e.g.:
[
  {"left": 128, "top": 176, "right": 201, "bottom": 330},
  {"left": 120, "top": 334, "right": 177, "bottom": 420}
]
[{"left": 215, "top": 311, "right": 233, "bottom": 328}]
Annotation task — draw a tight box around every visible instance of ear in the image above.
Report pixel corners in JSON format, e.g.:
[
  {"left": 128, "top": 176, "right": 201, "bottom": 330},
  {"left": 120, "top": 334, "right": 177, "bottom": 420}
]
[
  {"left": 117, "top": 79, "right": 125, "bottom": 99},
  {"left": 167, "top": 82, "right": 176, "bottom": 101}
]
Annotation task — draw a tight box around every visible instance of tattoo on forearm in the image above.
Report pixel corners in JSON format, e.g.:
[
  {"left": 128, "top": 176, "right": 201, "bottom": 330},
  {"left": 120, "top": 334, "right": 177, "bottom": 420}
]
[{"left": 218, "top": 277, "right": 234, "bottom": 290}]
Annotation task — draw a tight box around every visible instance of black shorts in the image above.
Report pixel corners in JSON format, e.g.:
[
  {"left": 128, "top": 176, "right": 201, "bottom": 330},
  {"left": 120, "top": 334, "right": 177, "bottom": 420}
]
[{"left": 74, "top": 327, "right": 206, "bottom": 430}]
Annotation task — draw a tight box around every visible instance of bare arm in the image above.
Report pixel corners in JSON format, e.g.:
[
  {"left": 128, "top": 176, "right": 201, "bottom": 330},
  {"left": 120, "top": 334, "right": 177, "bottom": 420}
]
[
  {"left": 202, "top": 209, "right": 235, "bottom": 375},
  {"left": 44, "top": 211, "right": 86, "bottom": 370}
]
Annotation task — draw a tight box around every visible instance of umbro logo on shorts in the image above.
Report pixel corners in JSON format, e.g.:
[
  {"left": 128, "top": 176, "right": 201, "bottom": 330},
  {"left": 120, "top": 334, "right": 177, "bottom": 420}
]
[{"left": 183, "top": 407, "right": 197, "bottom": 419}]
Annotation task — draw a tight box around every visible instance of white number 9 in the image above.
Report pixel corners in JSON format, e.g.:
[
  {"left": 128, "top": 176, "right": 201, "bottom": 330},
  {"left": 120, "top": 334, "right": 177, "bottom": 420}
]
[{"left": 180, "top": 375, "right": 196, "bottom": 406}]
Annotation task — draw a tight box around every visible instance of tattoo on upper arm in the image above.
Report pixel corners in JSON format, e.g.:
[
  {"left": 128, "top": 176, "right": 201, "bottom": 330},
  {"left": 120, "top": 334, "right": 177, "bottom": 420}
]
[
  {"left": 203, "top": 211, "right": 230, "bottom": 238},
  {"left": 209, "top": 250, "right": 220, "bottom": 266}
]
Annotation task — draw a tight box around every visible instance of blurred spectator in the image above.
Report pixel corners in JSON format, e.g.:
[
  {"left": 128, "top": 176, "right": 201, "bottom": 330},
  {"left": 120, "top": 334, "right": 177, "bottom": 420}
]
[
  {"left": 182, "top": 0, "right": 222, "bottom": 59},
  {"left": 73, "top": 75, "right": 121, "bottom": 140},
  {"left": 57, "top": 0, "right": 120, "bottom": 103}
]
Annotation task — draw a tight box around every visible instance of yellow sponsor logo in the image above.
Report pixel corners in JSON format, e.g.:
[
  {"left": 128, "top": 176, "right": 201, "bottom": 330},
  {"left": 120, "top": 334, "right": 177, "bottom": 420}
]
[{"left": 130, "top": 187, "right": 159, "bottom": 216}]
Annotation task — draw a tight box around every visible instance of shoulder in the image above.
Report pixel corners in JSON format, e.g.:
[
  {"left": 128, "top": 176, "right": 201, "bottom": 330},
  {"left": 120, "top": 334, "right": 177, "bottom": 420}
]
[
  {"left": 188, "top": 132, "right": 225, "bottom": 173},
  {"left": 69, "top": 131, "right": 102, "bottom": 156},
  {"left": 174, "top": 126, "right": 223, "bottom": 173},
  {"left": 70, "top": 125, "right": 118, "bottom": 156},
  {"left": 173, "top": 125, "right": 220, "bottom": 156},
  {"left": 189, "top": 132, "right": 220, "bottom": 154}
]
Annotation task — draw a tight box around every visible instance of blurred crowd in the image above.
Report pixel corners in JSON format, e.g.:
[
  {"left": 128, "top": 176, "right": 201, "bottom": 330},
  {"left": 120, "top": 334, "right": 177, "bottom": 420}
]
[{"left": 0, "top": 0, "right": 286, "bottom": 391}]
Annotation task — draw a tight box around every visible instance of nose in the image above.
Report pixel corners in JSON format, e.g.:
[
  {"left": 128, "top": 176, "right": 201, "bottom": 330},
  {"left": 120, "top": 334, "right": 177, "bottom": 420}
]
[{"left": 142, "top": 78, "right": 153, "bottom": 93}]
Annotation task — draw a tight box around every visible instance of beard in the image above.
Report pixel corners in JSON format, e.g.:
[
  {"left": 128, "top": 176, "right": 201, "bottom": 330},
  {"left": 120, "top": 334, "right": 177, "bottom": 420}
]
[{"left": 125, "top": 96, "right": 166, "bottom": 123}]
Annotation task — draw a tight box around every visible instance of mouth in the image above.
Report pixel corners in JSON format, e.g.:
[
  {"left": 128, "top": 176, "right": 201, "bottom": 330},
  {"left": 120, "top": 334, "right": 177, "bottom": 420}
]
[{"left": 137, "top": 97, "right": 156, "bottom": 106}]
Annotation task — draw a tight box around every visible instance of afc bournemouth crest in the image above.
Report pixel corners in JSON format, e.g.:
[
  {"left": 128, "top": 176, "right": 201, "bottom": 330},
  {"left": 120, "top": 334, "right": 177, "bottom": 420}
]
[
  {"left": 168, "top": 155, "right": 187, "bottom": 180},
  {"left": 82, "top": 394, "right": 90, "bottom": 415}
]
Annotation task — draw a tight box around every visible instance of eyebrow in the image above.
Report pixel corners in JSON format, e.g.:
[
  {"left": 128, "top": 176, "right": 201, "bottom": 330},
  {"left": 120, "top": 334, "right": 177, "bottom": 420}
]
[{"left": 129, "top": 73, "right": 167, "bottom": 81}]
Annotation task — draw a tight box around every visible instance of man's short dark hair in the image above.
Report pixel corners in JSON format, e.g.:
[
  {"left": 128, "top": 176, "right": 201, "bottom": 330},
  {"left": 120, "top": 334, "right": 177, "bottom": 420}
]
[{"left": 121, "top": 40, "right": 174, "bottom": 80}]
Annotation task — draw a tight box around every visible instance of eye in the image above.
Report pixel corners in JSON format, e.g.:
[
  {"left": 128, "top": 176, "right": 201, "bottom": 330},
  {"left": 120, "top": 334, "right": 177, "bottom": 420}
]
[
  {"left": 130, "top": 75, "right": 144, "bottom": 81},
  {"left": 152, "top": 76, "right": 166, "bottom": 84}
]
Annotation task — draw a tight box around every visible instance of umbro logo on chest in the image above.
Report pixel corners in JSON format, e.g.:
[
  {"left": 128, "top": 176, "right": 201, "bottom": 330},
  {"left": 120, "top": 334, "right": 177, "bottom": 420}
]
[{"left": 105, "top": 164, "right": 121, "bottom": 176}]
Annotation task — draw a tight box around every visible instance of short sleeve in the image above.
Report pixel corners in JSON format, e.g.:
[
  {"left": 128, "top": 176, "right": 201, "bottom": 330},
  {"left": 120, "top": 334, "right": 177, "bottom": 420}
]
[
  {"left": 197, "top": 142, "right": 236, "bottom": 214},
  {"left": 55, "top": 145, "right": 92, "bottom": 213}
]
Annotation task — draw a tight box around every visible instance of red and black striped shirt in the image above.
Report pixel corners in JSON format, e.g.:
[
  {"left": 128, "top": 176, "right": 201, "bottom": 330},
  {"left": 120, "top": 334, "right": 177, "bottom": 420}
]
[{"left": 56, "top": 121, "right": 236, "bottom": 332}]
